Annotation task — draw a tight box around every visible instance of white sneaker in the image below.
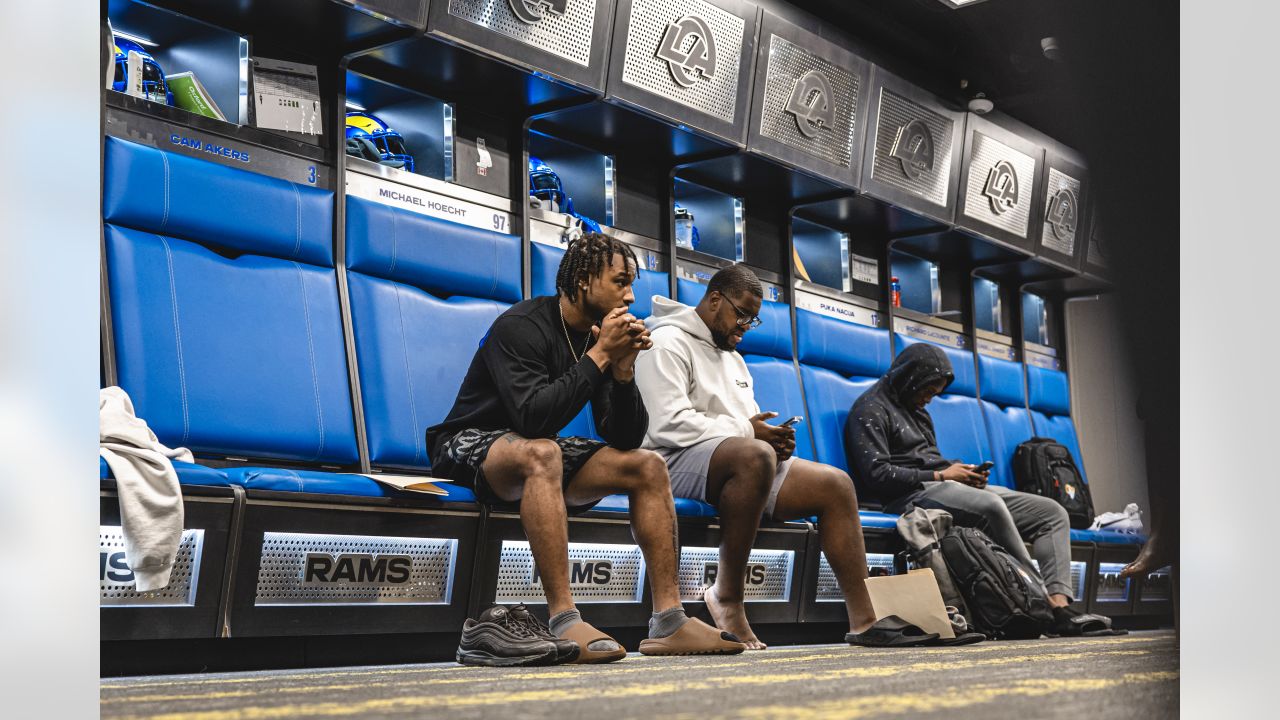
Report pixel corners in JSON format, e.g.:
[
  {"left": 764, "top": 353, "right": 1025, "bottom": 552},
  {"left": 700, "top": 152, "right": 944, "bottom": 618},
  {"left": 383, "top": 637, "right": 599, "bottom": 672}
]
[{"left": 1090, "top": 503, "right": 1144, "bottom": 533}]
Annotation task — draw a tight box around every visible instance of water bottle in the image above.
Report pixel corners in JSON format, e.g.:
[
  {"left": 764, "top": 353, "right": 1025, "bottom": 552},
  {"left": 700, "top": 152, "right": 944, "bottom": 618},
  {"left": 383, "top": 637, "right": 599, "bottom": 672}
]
[
  {"left": 890, "top": 276, "right": 902, "bottom": 308},
  {"left": 674, "top": 204, "right": 695, "bottom": 250}
]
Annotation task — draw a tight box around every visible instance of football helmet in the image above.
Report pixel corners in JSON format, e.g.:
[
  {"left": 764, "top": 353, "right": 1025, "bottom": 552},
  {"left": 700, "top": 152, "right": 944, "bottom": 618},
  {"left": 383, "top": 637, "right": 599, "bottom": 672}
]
[
  {"left": 112, "top": 36, "right": 174, "bottom": 106},
  {"left": 345, "top": 111, "right": 415, "bottom": 173}
]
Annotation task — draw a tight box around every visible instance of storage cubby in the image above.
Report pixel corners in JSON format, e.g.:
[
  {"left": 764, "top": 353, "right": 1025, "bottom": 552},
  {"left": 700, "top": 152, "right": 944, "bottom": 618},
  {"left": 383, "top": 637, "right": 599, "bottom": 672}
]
[
  {"left": 107, "top": 0, "right": 247, "bottom": 125},
  {"left": 792, "top": 219, "right": 848, "bottom": 293},
  {"left": 973, "top": 277, "right": 1008, "bottom": 335},
  {"left": 344, "top": 72, "right": 452, "bottom": 181},
  {"left": 526, "top": 132, "right": 615, "bottom": 228},
  {"left": 673, "top": 179, "right": 744, "bottom": 263},
  {"left": 1022, "top": 292, "right": 1056, "bottom": 347}
]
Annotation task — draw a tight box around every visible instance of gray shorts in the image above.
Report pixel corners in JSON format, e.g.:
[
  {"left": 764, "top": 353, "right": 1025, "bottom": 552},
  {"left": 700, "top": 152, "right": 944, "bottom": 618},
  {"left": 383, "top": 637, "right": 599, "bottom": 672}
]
[{"left": 657, "top": 437, "right": 795, "bottom": 520}]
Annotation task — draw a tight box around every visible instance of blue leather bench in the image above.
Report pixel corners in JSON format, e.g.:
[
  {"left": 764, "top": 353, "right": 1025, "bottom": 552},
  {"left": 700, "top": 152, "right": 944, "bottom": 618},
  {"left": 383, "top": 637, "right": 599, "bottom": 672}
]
[
  {"left": 105, "top": 137, "right": 431, "bottom": 502},
  {"left": 99, "top": 455, "right": 233, "bottom": 488}
]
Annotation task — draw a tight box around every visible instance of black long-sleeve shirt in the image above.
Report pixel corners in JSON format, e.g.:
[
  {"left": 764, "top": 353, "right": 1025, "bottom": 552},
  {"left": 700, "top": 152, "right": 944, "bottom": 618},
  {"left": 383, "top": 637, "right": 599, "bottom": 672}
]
[
  {"left": 843, "top": 343, "right": 957, "bottom": 506},
  {"left": 427, "top": 296, "right": 648, "bottom": 468}
]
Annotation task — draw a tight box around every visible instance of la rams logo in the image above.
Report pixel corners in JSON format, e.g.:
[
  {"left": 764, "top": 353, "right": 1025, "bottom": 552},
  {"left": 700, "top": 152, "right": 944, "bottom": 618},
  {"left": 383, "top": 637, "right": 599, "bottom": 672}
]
[
  {"left": 1046, "top": 187, "right": 1079, "bottom": 241},
  {"left": 890, "top": 119, "right": 934, "bottom": 180},
  {"left": 656, "top": 16, "right": 717, "bottom": 88},
  {"left": 508, "top": 0, "right": 568, "bottom": 24},
  {"left": 983, "top": 160, "right": 1020, "bottom": 215},
  {"left": 785, "top": 70, "right": 835, "bottom": 139}
]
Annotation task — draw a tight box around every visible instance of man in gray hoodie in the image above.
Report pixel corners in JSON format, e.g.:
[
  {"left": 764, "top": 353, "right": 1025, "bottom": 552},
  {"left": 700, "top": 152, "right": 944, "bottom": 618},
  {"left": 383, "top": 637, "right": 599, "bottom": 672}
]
[{"left": 634, "top": 264, "right": 936, "bottom": 649}]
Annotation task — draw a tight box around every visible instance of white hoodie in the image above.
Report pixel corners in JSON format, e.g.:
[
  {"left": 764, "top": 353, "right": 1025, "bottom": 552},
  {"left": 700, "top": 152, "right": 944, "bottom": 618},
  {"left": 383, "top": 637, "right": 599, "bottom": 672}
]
[{"left": 634, "top": 296, "right": 759, "bottom": 450}]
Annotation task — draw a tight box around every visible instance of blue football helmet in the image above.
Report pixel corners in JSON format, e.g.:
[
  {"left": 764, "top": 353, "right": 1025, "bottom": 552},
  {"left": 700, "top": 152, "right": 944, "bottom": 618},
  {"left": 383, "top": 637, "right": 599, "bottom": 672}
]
[
  {"left": 112, "top": 36, "right": 174, "bottom": 106},
  {"left": 529, "top": 156, "right": 600, "bottom": 233},
  {"left": 345, "top": 112, "right": 415, "bottom": 173}
]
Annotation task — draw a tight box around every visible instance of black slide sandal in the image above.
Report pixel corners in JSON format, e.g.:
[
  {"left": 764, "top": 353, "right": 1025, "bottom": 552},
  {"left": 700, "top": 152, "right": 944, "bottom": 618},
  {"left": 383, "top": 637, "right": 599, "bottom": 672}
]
[
  {"left": 1053, "top": 607, "right": 1128, "bottom": 637},
  {"left": 845, "top": 615, "right": 939, "bottom": 648}
]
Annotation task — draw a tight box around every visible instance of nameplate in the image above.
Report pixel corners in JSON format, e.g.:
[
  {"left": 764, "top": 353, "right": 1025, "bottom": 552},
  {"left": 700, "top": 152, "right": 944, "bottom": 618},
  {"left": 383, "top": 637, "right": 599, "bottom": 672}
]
[
  {"left": 896, "top": 320, "right": 968, "bottom": 349},
  {"left": 794, "top": 290, "right": 880, "bottom": 328},
  {"left": 1025, "top": 348, "right": 1061, "bottom": 370},
  {"left": 346, "top": 171, "right": 514, "bottom": 234},
  {"left": 976, "top": 337, "right": 1016, "bottom": 362}
]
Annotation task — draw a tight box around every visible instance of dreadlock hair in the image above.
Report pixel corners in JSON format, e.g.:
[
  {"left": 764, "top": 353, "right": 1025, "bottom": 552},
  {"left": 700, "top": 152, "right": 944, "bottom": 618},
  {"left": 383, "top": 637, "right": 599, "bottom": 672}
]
[
  {"left": 706, "top": 263, "right": 763, "bottom": 300},
  {"left": 555, "top": 232, "right": 640, "bottom": 305}
]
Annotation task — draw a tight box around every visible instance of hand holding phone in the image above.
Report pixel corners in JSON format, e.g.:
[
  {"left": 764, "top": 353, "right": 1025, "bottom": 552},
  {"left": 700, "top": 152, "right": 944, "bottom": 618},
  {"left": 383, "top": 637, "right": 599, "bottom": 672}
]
[
  {"left": 780, "top": 416, "right": 803, "bottom": 428},
  {"left": 973, "top": 461, "right": 994, "bottom": 474}
]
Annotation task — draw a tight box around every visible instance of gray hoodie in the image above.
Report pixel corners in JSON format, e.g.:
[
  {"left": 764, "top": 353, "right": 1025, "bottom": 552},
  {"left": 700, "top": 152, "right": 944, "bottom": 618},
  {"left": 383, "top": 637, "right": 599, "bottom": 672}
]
[{"left": 634, "top": 296, "right": 759, "bottom": 450}]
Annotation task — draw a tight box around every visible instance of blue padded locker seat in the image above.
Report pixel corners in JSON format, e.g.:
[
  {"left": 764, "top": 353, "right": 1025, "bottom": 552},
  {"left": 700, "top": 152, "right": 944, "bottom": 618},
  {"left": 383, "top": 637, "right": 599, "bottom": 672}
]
[
  {"left": 106, "top": 227, "right": 359, "bottom": 465},
  {"left": 977, "top": 354, "right": 1033, "bottom": 489},
  {"left": 222, "top": 467, "right": 476, "bottom": 503},
  {"left": 347, "top": 196, "right": 521, "bottom": 304},
  {"left": 795, "top": 310, "right": 893, "bottom": 474},
  {"left": 593, "top": 493, "right": 718, "bottom": 518},
  {"left": 344, "top": 195, "right": 521, "bottom": 470},
  {"left": 530, "top": 242, "right": 670, "bottom": 320},
  {"left": 1027, "top": 365, "right": 1088, "bottom": 484},
  {"left": 100, "top": 456, "right": 233, "bottom": 487},
  {"left": 859, "top": 511, "right": 901, "bottom": 530},
  {"left": 103, "top": 137, "right": 334, "bottom": 267},
  {"left": 347, "top": 275, "right": 509, "bottom": 468}
]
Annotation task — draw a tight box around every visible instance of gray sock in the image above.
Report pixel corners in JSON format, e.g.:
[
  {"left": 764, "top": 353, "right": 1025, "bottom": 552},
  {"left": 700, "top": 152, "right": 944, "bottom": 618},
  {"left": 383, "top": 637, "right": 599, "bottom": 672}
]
[
  {"left": 550, "top": 608, "right": 619, "bottom": 653},
  {"left": 648, "top": 606, "right": 690, "bottom": 639}
]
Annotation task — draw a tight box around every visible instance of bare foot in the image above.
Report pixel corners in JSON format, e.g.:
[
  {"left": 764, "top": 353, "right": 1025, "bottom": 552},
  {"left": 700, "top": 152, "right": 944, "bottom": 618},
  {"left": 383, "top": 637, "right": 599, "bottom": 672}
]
[
  {"left": 704, "top": 585, "right": 767, "bottom": 650},
  {"left": 1119, "top": 533, "right": 1174, "bottom": 580}
]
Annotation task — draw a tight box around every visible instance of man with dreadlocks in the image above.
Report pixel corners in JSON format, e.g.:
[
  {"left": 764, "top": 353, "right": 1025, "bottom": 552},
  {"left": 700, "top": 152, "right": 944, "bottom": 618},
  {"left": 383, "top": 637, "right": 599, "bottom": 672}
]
[{"left": 429, "top": 233, "right": 746, "bottom": 667}]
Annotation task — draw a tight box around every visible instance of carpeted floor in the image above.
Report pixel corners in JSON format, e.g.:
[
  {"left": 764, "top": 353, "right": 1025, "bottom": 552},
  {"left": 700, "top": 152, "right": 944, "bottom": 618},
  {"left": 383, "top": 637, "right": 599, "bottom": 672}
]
[{"left": 100, "top": 629, "right": 1178, "bottom": 720}]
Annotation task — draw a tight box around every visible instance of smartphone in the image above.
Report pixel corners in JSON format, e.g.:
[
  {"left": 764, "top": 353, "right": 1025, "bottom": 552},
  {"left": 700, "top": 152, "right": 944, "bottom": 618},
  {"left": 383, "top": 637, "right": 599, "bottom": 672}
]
[
  {"left": 974, "top": 461, "right": 995, "bottom": 473},
  {"left": 780, "top": 416, "right": 803, "bottom": 428}
]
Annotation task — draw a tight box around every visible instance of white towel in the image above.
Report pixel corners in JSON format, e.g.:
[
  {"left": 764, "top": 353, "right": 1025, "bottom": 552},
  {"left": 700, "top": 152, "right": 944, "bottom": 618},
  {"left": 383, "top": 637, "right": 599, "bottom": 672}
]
[{"left": 99, "top": 387, "right": 193, "bottom": 591}]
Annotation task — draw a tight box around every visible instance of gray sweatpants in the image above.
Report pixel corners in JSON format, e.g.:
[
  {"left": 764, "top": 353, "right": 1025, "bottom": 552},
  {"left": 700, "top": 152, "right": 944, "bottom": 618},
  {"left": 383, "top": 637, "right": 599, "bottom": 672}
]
[{"left": 892, "top": 482, "right": 1075, "bottom": 601}]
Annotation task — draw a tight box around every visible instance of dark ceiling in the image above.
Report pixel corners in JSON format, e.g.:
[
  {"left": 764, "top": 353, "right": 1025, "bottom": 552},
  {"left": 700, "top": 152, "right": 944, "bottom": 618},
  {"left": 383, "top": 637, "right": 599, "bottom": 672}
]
[{"left": 785, "top": 0, "right": 1089, "bottom": 148}]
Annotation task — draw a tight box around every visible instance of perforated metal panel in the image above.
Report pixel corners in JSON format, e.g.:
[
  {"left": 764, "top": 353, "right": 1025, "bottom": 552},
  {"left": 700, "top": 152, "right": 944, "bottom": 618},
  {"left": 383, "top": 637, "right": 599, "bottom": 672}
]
[
  {"left": 962, "top": 132, "right": 1036, "bottom": 238},
  {"left": 869, "top": 88, "right": 955, "bottom": 205},
  {"left": 1140, "top": 565, "right": 1173, "bottom": 602},
  {"left": 449, "top": 0, "right": 597, "bottom": 67},
  {"left": 621, "top": 0, "right": 745, "bottom": 120},
  {"left": 495, "top": 540, "right": 646, "bottom": 603},
  {"left": 816, "top": 552, "right": 894, "bottom": 602},
  {"left": 1094, "top": 562, "right": 1131, "bottom": 603},
  {"left": 100, "top": 526, "right": 203, "bottom": 607},
  {"left": 678, "top": 547, "right": 794, "bottom": 602},
  {"left": 1040, "top": 167, "right": 1082, "bottom": 256},
  {"left": 1034, "top": 557, "right": 1089, "bottom": 600},
  {"left": 759, "top": 34, "right": 858, "bottom": 168},
  {"left": 254, "top": 532, "right": 457, "bottom": 605}
]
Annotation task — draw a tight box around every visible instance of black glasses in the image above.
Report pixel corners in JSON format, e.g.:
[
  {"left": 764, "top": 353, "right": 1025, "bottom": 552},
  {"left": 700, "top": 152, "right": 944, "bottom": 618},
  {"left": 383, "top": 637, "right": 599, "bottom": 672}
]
[{"left": 721, "top": 294, "right": 763, "bottom": 329}]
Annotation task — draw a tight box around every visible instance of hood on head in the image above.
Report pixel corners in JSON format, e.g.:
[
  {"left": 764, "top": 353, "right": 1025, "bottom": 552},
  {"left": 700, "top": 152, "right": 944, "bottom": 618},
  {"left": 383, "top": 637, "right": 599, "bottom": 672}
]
[{"left": 886, "top": 342, "right": 954, "bottom": 403}]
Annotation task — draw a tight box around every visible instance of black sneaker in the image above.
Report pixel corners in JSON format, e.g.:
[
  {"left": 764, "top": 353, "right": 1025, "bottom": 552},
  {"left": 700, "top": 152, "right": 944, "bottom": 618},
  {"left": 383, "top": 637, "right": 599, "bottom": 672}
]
[
  {"left": 456, "top": 605, "right": 562, "bottom": 667},
  {"left": 507, "top": 604, "right": 580, "bottom": 664}
]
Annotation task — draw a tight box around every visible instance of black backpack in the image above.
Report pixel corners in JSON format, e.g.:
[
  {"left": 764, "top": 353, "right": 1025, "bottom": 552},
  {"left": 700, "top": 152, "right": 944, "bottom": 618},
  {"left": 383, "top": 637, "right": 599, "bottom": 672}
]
[
  {"left": 940, "top": 526, "right": 1055, "bottom": 640},
  {"left": 1013, "top": 437, "right": 1095, "bottom": 530}
]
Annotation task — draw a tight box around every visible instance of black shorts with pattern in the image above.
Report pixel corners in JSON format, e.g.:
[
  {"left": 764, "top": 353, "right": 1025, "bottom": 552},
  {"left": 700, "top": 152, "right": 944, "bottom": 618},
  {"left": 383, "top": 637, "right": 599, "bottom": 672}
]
[{"left": 435, "top": 429, "right": 608, "bottom": 513}]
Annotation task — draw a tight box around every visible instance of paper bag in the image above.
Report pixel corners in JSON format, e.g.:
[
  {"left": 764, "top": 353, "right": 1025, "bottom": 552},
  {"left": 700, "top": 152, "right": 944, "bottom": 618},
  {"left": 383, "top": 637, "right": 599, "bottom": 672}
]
[{"left": 864, "top": 568, "right": 955, "bottom": 639}]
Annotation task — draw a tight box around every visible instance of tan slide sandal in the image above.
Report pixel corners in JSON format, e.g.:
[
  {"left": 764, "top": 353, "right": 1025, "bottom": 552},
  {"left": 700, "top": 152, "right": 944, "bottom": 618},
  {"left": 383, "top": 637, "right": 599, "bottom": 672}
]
[
  {"left": 638, "top": 617, "right": 747, "bottom": 656},
  {"left": 559, "top": 620, "right": 628, "bottom": 664}
]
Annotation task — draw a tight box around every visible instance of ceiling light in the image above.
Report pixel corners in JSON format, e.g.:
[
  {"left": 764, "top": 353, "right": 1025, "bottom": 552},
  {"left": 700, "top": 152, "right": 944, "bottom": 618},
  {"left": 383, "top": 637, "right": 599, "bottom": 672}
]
[
  {"left": 345, "top": 100, "right": 366, "bottom": 111},
  {"left": 936, "top": 0, "right": 991, "bottom": 8}
]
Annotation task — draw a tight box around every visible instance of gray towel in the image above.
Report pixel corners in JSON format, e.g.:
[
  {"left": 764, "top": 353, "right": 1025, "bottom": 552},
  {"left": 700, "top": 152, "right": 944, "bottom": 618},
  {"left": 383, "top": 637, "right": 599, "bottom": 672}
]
[{"left": 99, "top": 387, "right": 192, "bottom": 591}]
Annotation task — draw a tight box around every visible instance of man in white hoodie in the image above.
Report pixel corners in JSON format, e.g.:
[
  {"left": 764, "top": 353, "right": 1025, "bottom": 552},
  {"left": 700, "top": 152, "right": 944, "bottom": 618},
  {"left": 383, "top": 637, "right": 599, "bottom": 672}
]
[{"left": 634, "top": 264, "right": 936, "bottom": 649}]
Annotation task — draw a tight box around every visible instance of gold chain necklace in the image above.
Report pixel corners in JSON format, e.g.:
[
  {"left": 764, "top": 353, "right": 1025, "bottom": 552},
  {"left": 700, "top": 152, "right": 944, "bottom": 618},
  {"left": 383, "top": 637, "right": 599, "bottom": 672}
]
[{"left": 558, "top": 302, "right": 591, "bottom": 363}]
